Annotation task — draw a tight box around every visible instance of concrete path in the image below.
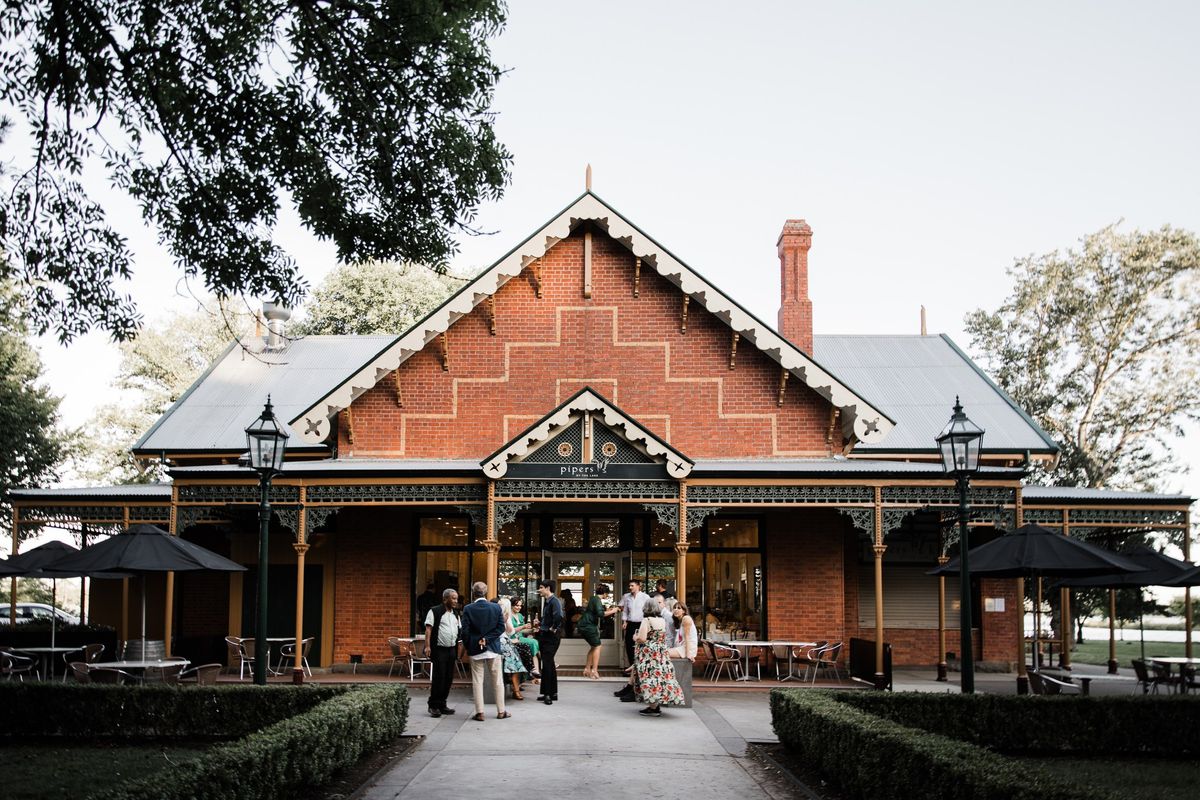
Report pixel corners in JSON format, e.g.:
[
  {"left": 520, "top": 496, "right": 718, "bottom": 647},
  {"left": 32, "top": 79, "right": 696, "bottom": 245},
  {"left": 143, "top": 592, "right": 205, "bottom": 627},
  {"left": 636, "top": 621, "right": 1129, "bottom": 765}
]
[{"left": 358, "top": 680, "right": 787, "bottom": 800}]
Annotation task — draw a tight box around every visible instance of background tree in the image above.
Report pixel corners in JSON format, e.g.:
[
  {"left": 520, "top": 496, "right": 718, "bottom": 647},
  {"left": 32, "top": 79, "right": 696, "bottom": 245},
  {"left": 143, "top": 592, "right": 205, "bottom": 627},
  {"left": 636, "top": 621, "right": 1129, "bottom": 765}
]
[
  {"left": 966, "top": 224, "right": 1200, "bottom": 497},
  {"left": 0, "top": 1, "right": 511, "bottom": 343},
  {"left": 0, "top": 284, "right": 70, "bottom": 546},
  {"left": 293, "top": 261, "right": 461, "bottom": 336},
  {"left": 75, "top": 302, "right": 250, "bottom": 484}
]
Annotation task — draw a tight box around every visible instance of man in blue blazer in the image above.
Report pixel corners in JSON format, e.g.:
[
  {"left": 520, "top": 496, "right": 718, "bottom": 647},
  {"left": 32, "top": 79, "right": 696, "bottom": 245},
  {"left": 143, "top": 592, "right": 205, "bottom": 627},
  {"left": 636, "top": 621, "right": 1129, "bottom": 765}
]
[{"left": 459, "top": 580, "right": 509, "bottom": 721}]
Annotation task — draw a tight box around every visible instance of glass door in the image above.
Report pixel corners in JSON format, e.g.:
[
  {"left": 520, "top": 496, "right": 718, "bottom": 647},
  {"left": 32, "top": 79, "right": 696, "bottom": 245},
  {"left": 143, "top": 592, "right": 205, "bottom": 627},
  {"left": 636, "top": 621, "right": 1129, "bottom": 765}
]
[{"left": 545, "top": 551, "right": 624, "bottom": 667}]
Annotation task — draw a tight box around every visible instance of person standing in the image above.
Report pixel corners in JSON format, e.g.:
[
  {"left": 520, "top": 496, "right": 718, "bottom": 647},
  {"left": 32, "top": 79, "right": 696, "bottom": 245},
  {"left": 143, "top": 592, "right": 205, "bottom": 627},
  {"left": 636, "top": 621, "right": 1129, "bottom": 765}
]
[
  {"left": 423, "top": 588, "right": 461, "bottom": 718},
  {"left": 633, "top": 596, "right": 685, "bottom": 717},
  {"left": 560, "top": 587, "right": 578, "bottom": 639},
  {"left": 415, "top": 583, "right": 437, "bottom": 632},
  {"left": 578, "top": 584, "right": 620, "bottom": 678},
  {"left": 619, "top": 579, "right": 648, "bottom": 672},
  {"left": 655, "top": 579, "right": 675, "bottom": 600},
  {"left": 536, "top": 579, "right": 563, "bottom": 705},
  {"left": 460, "top": 581, "right": 510, "bottom": 722}
]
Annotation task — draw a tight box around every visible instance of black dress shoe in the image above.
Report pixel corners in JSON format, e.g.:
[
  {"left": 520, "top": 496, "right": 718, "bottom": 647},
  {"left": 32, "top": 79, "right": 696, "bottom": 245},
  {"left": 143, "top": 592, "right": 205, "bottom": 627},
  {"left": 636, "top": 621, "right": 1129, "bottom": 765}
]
[
  {"left": 551, "top": 695, "right": 558, "bottom": 701},
  {"left": 439, "top": 707, "right": 456, "bottom": 715},
  {"left": 614, "top": 685, "right": 633, "bottom": 697},
  {"left": 620, "top": 693, "right": 637, "bottom": 702},
  {"left": 543, "top": 697, "right": 553, "bottom": 705},
  {"left": 428, "top": 708, "right": 442, "bottom": 718},
  {"left": 536, "top": 695, "right": 547, "bottom": 701}
]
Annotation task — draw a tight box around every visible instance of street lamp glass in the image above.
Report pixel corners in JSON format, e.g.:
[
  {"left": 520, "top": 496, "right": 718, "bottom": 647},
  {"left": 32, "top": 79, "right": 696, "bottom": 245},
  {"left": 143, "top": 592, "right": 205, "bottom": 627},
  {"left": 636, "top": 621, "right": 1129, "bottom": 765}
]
[
  {"left": 245, "top": 398, "right": 290, "bottom": 474},
  {"left": 936, "top": 397, "right": 984, "bottom": 475}
]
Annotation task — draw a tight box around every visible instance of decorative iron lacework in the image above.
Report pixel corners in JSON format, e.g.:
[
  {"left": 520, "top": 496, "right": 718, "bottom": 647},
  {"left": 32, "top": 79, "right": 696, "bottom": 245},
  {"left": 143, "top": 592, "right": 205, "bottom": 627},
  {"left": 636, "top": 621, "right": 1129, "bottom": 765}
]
[
  {"left": 1067, "top": 507, "right": 1188, "bottom": 527},
  {"left": 687, "top": 485, "right": 873, "bottom": 505},
  {"left": 306, "top": 507, "right": 339, "bottom": 533},
  {"left": 128, "top": 506, "right": 172, "bottom": 523},
  {"left": 495, "top": 480, "right": 678, "bottom": 500},
  {"left": 178, "top": 484, "right": 300, "bottom": 504},
  {"left": 642, "top": 503, "right": 678, "bottom": 529},
  {"left": 494, "top": 502, "right": 531, "bottom": 533},
  {"left": 177, "top": 506, "right": 227, "bottom": 531},
  {"left": 21, "top": 505, "right": 126, "bottom": 524},
  {"left": 275, "top": 507, "right": 299, "bottom": 534},
  {"left": 881, "top": 485, "right": 1015, "bottom": 506},
  {"left": 838, "top": 508, "right": 874, "bottom": 536},
  {"left": 305, "top": 484, "right": 485, "bottom": 504},
  {"left": 882, "top": 509, "right": 914, "bottom": 533},
  {"left": 686, "top": 506, "right": 721, "bottom": 532},
  {"left": 594, "top": 426, "right": 651, "bottom": 464},
  {"left": 455, "top": 505, "right": 488, "bottom": 532},
  {"left": 522, "top": 421, "right": 582, "bottom": 464},
  {"left": 1021, "top": 507, "right": 1064, "bottom": 525}
]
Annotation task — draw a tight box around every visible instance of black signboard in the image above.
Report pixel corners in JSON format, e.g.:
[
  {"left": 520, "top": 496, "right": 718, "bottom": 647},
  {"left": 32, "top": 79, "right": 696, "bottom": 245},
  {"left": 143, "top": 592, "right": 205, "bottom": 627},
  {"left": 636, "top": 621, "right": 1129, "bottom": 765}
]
[{"left": 505, "top": 462, "right": 668, "bottom": 479}]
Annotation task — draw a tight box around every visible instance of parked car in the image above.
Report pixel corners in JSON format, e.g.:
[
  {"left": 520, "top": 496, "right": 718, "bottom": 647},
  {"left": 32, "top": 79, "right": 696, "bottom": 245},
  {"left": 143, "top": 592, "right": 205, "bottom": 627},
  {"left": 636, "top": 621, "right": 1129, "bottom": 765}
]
[{"left": 0, "top": 603, "right": 81, "bottom": 625}]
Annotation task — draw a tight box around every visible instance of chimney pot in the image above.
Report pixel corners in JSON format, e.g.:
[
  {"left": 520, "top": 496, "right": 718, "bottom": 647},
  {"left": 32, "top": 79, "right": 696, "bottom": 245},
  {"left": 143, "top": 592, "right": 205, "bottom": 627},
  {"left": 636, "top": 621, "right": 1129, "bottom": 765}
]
[{"left": 263, "top": 301, "right": 291, "bottom": 351}]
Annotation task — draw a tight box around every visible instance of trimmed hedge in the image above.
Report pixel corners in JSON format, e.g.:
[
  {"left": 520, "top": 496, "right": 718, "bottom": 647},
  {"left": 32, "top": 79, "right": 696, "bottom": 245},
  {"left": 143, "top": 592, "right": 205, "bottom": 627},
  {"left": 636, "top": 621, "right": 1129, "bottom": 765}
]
[
  {"left": 0, "top": 683, "right": 352, "bottom": 739},
  {"left": 771, "top": 689, "right": 1117, "bottom": 800},
  {"left": 92, "top": 685, "right": 409, "bottom": 800},
  {"left": 834, "top": 691, "right": 1200, "bottom": 757}
]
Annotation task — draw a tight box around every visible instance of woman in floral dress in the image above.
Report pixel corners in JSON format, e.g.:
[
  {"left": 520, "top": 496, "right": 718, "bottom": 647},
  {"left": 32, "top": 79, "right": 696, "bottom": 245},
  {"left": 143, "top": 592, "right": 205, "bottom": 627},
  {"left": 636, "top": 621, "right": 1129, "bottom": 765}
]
[
  {"left": 632, "top": 596, "right": 685, "bottom": 716},
  {"left": 497, "top": 597, "right": 528, "bottom": 700}
]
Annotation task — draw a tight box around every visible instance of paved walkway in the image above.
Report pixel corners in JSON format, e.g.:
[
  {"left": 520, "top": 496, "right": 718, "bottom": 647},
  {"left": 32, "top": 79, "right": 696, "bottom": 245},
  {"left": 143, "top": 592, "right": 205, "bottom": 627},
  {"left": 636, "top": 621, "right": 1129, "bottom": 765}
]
[{"left": 357, "top": 679, "right": 790, "bottom": 800}]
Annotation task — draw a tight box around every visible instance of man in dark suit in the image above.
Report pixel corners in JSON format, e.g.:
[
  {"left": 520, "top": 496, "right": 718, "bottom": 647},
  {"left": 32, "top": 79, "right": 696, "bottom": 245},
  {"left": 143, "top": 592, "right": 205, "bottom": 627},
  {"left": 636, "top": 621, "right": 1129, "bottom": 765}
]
[
  {"left": 536, "top": 579, "right": 563, "bottom": 705},
  {"left": 459, "top": 580, "right": 509, "bottom": 721}
]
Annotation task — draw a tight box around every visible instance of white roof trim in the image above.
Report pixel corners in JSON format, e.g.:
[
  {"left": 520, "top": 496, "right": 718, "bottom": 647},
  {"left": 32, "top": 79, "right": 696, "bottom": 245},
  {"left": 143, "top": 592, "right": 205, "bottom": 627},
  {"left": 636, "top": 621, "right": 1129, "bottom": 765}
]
[
  {"left": 481, "top": 388, "right": 693, "bottom": 479},
  {"left": 293, "top": 192, "right": 894, "bottom": 446}
]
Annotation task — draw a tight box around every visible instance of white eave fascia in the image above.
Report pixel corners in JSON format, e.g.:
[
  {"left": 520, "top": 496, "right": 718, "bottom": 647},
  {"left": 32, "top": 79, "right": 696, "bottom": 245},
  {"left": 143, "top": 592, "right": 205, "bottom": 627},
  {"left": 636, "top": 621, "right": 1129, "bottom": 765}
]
[
  {"left": 292, "top": 192, "right": 894, "bottom": 446},
  {"left": 481, "top": 388, "right": 693, "bottom": 479}
]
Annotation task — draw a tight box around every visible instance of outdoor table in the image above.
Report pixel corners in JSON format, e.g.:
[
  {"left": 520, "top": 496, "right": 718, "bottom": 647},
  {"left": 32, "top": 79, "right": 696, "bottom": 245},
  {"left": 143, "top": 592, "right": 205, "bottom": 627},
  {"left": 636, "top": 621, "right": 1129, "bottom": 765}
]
[
  {"left": 728, "top": 640, "right": 775, "bottom": 682},
  {"left": 264, "top": 637, "right": 296, "bottom": 675},
  {"left": 1150, "top": 657, "right": 1200, "bottom": 694},
  {"left": 1042, "top": 671, "right": 1134, "bottom": 696},
  {"left": 764, "top": 641, "right": 821, "bottom": 681},
  {"left": 14, "top": 646, "right": 79, "bottom": 680},
  {"left": 90, "top": 658, "right": 190, "bottom": 683}
]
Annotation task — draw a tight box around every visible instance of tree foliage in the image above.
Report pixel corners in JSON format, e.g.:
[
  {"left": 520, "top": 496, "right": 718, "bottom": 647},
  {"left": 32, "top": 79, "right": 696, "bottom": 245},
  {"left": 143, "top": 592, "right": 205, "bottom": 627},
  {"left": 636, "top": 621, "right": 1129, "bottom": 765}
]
[
  {"left": 966, "top": 224, "right": 1200, "bottom": 492},
  {"left": 0, "top": 0, "right": 511, "bottom": 342},
  {"left": 0, "top": 284, "right": 69, "bottom": 544},
  {"left": 293, "top": 261, "right": 460, "bottom": 336},
  {"left": 76, "top": 302, "right": 250, "bottom": 484}
]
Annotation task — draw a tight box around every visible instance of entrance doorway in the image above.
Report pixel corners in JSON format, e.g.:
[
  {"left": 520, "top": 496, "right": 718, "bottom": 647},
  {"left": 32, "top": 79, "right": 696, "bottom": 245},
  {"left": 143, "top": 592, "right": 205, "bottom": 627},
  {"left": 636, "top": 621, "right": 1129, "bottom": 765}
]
[{"left": 545, "top": 551, "right": 624, "bottom": 667}]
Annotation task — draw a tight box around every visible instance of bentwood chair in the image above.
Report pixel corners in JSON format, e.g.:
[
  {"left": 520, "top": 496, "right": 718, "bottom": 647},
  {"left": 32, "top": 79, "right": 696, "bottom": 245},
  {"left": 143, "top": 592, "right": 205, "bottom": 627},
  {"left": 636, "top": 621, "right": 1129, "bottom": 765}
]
[
  {"left": 68, "top": 661, "right": 92, "bottom": 683},
  {"left": 0, "top": 650, "right": 39, "bottom": 681},
  {"left": 225, "top": 636, "right": 254, "bottom": 680}
]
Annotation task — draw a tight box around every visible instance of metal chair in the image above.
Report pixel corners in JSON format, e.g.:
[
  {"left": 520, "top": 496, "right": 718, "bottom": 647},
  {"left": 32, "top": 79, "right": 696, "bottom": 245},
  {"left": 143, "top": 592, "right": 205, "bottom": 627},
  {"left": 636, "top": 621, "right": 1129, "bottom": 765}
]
[
  {"left": 709, "top": 642, "right": 743, "bottom": 682},
  {"left": 62, "top": 643, "right": 105, "bottom": 682},
  {"left": 1, "top": 650, "right": 39, "bottom": 681},
  {"left": 88, "top": 667, "right": 133, "bottom": 685},
  {"left": 225, "top": 636, "right": 254, "bottom": 680},
  {"left": 814, "top": 642, "right": 844, "bottom": 683},
  {"left": 68, "top": 661, "right": 92, "bottom": 683},
  {"left": 143, "top": 661, "right": 186, "bottom": 685},
  {"left": 277, "top": 637, "right": 314, "bottom": 677},
  {"left": 795, "top": 641, "right": 829, "bottom": 683},
  {"left": 180, "top": 663, "right": 222, "bottom": 685},
  {"left": 387, "top": 637, "right": 431, "bottom": 680},
  {"left": 1131, "top": 659, "right": 1157, "bottom": 694},
  {"left": 1038, "top": 673, "right": 1080, "bottom": 695}
]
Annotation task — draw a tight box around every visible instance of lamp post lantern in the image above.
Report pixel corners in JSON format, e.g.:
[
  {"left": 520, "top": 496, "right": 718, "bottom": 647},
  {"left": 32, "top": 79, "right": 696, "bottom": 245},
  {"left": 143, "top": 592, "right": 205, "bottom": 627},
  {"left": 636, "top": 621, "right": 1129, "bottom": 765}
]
[
  {"left": 245, "top": 396, "right": 289, "bottom": 686},
  {"left": 936, "top": 397, "right": 984, "bottom": 694}
]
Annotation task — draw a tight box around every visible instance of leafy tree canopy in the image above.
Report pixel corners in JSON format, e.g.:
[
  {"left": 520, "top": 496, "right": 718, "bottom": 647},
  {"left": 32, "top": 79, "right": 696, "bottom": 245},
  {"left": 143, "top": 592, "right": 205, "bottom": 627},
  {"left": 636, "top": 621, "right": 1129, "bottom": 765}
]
[
  {"left": 75, "top": 302, "right": 250, "bottom": 484},
  {"left": 0, "top": 0, "right": 511, "bottom": 343},
  {"left": 966, "top": 224, "right": 1200, "bottom": 493},
  {"left": 0, "top": 283, "right": 69, "bottom": 543},
  {"left": 293, "top": 261, "right": 460, "bottom": 336}
]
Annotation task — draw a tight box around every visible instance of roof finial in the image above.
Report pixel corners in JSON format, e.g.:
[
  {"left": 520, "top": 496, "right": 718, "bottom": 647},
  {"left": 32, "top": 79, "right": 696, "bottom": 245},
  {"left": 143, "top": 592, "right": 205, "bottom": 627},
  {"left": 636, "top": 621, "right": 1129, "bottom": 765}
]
[
  {"left": 920, "top": 305, "right": 927, "bottom": 335},
  {"left": 585, "top": 163, "right": 592, "bottom": 192}
]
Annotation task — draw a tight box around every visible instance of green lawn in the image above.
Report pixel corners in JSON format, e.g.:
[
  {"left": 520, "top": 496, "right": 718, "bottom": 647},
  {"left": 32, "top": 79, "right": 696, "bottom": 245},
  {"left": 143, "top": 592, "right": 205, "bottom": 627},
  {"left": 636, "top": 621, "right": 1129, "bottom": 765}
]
[
  {"left": 1019, "top": 756, "right": 1200, "bottom": 800},
  {"left": 1067, "top": 637, "right": 1190, "bottom": 666},
  {"left": 0, "top": 743, "right": 210, "bottom": 800}
]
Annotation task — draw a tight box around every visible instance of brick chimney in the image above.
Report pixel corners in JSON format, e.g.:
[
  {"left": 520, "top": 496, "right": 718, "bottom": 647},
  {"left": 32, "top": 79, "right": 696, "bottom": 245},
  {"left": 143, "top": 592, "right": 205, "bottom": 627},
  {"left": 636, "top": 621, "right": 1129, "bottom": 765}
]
[{"left": 777, "top": 219, "right": 813, "bottom": 353}]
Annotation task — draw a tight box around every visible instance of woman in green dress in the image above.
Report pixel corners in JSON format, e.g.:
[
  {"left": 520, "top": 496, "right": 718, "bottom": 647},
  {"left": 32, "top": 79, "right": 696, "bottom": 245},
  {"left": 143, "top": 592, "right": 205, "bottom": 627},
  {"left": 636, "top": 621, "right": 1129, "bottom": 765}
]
[
  {"left": 509, "top": 596, "right": 540, "bottom": 677},
  {"left": 578, "top": 584, "right": 620, "bottom": 679}
]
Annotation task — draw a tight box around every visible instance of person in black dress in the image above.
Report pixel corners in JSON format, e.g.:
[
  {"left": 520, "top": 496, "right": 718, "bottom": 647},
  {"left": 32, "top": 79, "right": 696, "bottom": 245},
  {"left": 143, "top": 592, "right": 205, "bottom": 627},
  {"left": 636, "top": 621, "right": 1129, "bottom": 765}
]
[{"left": 536, "top": 579, "right": 563, "bottom": 705}]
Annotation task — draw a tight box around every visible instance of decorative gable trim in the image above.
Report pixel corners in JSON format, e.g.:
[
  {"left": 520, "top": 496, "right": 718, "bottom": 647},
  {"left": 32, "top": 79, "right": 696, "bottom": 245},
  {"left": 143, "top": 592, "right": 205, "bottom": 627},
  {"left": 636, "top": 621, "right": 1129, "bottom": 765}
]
[
  {"left": 291, "top": 192, "right": 895, "bottom": 446},
  {"left": 480, "top": 387, "right": 693, "bottom": 479}
]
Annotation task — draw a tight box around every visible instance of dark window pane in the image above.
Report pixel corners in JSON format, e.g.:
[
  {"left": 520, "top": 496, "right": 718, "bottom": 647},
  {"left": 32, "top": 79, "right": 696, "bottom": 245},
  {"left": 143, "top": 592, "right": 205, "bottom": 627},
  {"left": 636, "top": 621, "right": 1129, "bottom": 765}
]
[
  {"left": 420, "top": 517, "right": 469, "bottom": 547},
  {"left": 708, "top": 519, "right": 759, "bottom": 548},
  {"left": 651, "top": 522, "right": 675, "bottom": 549},
  {"left": 633, "top": 518, "right": 646, "bottom": 549},
  {"left": 590, "top": 518, "right": 620, "bottom": 548},
  {"left": 499, "top": 519, "right": 524, "bottom": 549},
  {"left": 553, "top": 518, "right": 584, "bottom": 548}
]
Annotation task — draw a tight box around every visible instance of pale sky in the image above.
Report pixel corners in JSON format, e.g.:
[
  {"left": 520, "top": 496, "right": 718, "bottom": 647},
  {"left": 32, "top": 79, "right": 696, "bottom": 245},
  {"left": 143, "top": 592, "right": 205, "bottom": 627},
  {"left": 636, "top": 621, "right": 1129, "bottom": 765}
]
[{"left": 29, "top": 1, "right": 1200, "bottom": 513}]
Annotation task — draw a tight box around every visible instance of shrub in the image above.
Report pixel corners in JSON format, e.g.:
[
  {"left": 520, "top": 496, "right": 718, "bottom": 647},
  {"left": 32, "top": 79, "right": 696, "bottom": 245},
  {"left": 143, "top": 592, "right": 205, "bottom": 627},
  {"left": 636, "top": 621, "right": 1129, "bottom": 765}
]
[
  {"left": 92, "top": 685, "right": 409, "bottom": 800},
  {"left": 770, "top": 689, "right": 1115, "bottom": 800},
  {"left": 0, "top": 683, "right": 351, "bottom": 739},
  {"left": 834, "top": 691, "right": 1200, "bottom": 757}
]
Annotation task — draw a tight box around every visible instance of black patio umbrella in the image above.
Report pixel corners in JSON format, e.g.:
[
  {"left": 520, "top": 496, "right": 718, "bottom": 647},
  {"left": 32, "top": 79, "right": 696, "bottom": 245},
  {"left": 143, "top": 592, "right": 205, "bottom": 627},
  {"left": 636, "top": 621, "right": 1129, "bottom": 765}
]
[
  {"left": 46, "top": 524, "right": 246, "bottom": 649},
  {"left": 1052, "top": 545, "right": 1194, "bottom": 662},
  {"left": 930, "top": 524, "right": 1145, "bottom": 671},
  {"left": 1162, "top": 563, "right": 1200, "bottom": 588}
]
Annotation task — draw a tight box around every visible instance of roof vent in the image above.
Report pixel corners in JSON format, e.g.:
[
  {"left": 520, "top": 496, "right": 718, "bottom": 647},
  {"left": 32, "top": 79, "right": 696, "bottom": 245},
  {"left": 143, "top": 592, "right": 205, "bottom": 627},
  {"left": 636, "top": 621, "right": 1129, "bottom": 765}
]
[{"left": 263, "top": 302, "right": 291, "bottom": 351}]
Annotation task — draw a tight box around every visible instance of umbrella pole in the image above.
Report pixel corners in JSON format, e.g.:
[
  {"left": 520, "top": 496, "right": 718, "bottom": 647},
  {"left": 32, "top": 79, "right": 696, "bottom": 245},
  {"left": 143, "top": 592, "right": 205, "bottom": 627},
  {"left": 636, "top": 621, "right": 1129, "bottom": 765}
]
[
  {"left": 51, "top": 578, "right": 57, "bottom": 654},
  {"left": 1108, "top": 589, "right": 1118, "bottom": 674},
  {"left": 141, "top": 574, "right": 147, "bottom": 648},
  {"left": 1139, "top": 599, "right": 1146, "bottom": 663}
]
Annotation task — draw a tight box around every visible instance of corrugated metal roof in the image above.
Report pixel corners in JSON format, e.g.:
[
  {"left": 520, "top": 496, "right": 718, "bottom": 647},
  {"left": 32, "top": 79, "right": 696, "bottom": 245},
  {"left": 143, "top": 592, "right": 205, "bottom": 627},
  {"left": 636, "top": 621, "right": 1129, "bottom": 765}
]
[
  {"left": 170, "top": 459, "right": 480, "bottom": 477},
  {"left": 135, "top": 336, "right": 396, "bottom": 453},
  {"left": 1023, "top": 485, "right": 1193, "bottom": 504},
  {"left": 10, "top": 484, "right": 172, "bottom": 499},
  {"left": 812, "top": 334, "right": 1058, "bottom": 454},
  {"left": 693, "top": 459, "right": 1024, "bottom": 476}
]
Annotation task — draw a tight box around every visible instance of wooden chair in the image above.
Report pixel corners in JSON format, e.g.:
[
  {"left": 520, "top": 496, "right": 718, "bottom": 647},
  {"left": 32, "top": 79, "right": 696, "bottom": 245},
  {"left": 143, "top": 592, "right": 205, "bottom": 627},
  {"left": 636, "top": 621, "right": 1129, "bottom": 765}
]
[
  {"left": 180, "top": 663, "right": 222, "bottom": 685},
  {"left": 225, "top": 636, "right": 254, "bottom": 680}
]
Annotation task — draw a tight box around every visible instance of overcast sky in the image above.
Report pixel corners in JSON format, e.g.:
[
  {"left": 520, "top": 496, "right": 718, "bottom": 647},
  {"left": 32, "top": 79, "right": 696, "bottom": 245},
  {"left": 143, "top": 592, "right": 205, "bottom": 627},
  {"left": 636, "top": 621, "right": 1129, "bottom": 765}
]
[{"left": 32, "top": 2, "right": 1200, "bottom": 507}]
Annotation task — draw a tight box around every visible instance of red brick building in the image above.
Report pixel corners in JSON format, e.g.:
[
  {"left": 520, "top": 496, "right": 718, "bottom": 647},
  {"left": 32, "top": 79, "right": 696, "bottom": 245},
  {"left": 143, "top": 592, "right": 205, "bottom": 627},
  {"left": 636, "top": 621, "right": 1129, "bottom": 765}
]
[{"left": 11, "top": 189, "right": 1193, "bottom": 686}]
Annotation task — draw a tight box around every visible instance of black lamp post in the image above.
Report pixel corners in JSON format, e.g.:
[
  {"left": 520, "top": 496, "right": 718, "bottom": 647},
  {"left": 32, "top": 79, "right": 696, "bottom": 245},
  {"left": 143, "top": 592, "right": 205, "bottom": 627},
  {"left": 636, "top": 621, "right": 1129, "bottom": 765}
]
[
  {"left": 245, "top": 396, "right": 289, "bottom": 686},
  {"left": 936, "top": 396, "right": 984, "bottom": 694}
]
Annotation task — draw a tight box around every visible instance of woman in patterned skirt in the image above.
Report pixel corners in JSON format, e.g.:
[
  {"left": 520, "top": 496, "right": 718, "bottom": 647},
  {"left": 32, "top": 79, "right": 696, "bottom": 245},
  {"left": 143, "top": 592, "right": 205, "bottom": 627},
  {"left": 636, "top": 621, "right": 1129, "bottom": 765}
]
[
  {"left": 632, "top": 596, "right": 685, "bottom": 717},
  {"left": 498, "top": 597, "right": 527, "bottom": 700}
]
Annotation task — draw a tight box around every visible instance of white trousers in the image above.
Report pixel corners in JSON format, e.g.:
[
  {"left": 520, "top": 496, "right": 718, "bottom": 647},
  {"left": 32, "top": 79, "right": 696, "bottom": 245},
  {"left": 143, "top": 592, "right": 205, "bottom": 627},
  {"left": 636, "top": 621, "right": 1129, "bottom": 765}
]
[{"left": 470, "top": 656, "right": 505, "bottom": 715}]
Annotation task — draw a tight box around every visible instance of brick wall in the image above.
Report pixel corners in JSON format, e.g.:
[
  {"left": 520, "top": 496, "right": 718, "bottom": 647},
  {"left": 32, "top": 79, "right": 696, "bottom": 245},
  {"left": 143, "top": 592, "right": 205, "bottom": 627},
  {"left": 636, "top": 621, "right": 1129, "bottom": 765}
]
[
  {"left": 176, "top": 528, "right": 230, "bottom": 638},
  {"left": 340, "top": 228, "right": 837, "bottom": 460},
  {"left": 332, "top": 508, "right": 412, "bottom": 663},
  {"left": 764, "top": 509, "right": 845, "bottom": 645}
]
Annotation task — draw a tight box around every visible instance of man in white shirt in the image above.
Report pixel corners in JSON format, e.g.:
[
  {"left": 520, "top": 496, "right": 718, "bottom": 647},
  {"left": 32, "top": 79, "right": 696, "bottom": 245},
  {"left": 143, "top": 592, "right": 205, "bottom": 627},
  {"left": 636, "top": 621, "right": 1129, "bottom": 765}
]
[
  {"left": 618, "top": 579, "right": 647, "bottom": 673},
  {"left": 423, "top": 588, "right": 461, "bottom": 718}
]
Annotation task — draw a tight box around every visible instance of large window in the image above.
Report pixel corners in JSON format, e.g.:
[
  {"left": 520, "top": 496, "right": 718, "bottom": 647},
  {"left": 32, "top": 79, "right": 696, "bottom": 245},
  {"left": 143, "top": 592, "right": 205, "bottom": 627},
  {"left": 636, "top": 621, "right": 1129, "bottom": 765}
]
[{"left": 698, "top": 518, "right": 762, "bottom": 640}]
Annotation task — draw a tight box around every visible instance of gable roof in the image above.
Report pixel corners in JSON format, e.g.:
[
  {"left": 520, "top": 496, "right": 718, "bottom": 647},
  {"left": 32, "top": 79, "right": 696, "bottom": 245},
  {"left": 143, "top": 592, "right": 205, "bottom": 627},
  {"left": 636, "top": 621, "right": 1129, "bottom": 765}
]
[
  {"left": 480, "top": 386, "right": 693, "bottom": 479},
  {"left": 133, "top": 335, "right": 396, "bottom": 454},
  {"left": 290, "top": 191, "right": 896, "bottom": 447},
  {"left": 811, "top": 334, "right": 1059, "bottom": 455}
]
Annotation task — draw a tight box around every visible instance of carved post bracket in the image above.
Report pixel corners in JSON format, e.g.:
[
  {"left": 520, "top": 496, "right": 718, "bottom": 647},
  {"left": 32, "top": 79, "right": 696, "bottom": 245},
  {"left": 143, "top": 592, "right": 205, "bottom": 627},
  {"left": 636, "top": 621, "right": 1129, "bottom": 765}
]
[
  {"left": 487, "top": 296, "right": 497, "bottom": 335},
  {"left": 305, "top": 507, "right": 340, "bottom": 535},
  {"left": 456, "top": 505, "right": 489, "bottom": 534},
  {"left": 493, "top": 502, "right": 530, "bottom": 537},
  {"left": 729, "top": 332, "right": 739, "bottom": 370},
  {"left": 686, "top": 506, "right": 721, "bottom": 534},
  {"left": 882, "top": 509, "right": 915, "bottom": 536},
  {"left": 778, "top": 369, "right": 789, "bottom": 406},
  {"left": 293, "top": 542, "right": 311, "bottom": 557},
  {"left": 838, "top": 507, "right": 875, "bottom": 537},
  {"left": 633, "top": 257, "right": 641, "bottom": 297},
  {"left": 680, "top": 294, "right": 690, "bottom": 333},
  {"left": 275, "top": 506, "right": 300, "bottom": 537},
  {"left": 641, "top": 503, "right": 678, "bottom": 531}
]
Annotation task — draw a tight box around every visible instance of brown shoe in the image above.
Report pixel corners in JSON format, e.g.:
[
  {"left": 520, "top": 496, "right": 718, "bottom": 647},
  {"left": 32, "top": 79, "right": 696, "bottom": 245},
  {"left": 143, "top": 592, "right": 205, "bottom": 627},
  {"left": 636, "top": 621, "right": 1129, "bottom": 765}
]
[{"left": 471, "top": 712, "right": 485, "bottom": 722}]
